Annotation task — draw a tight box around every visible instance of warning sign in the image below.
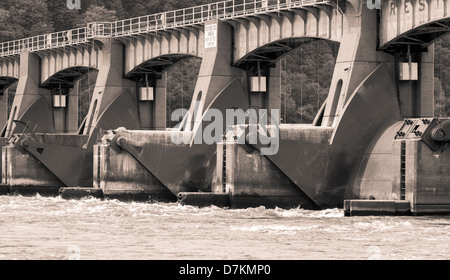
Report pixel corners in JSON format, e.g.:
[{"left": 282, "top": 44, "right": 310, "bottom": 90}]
[{"left": 205, "top": 24, "right": 217, "bottom": 48}]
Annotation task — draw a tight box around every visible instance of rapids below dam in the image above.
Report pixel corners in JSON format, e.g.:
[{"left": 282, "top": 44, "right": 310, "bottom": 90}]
[{"left": 0, "top": 195, "right": 449, "bottom": 260}]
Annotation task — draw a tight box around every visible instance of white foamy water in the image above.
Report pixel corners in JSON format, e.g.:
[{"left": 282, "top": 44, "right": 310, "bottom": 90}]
[{"left": 0, "top": 195, "right": 449, "bottom": 260}]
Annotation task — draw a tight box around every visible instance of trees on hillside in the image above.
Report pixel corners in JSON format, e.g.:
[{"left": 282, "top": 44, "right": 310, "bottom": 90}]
[
  {"left": 281, "top": 41, "right": 337, "bottom": 123},
  {"left": 77, "top": 5, "right": 118, "bottom": 27},
  {"left": 0, "top": 9, "right": 15, "bottom": 41},
  {"left": 434, "top": 38, "right": 450, "bottom": 117},
  {"left": 0, "top": 0, "right": 53, "bottom": 40},
  {"left": 46, "top": 1, "right": 81, "bottom": 32}
]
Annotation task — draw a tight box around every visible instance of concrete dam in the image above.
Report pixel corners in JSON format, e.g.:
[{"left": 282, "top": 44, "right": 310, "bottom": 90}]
[{"left": 1, "top": 0, "right": 450, "bottom": 216}]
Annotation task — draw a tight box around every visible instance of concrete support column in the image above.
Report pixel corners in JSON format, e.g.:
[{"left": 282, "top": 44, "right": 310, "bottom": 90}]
[
  {"left": 138, "top": 88, "right": 153, "bottom": 130},
  {"left": 322, "top": 4, "right": 395, "bottom": 127},
  {"left": 247, "top": 62, "right": 281, "bottom": 113},
  {"left": 266, "top": 60, "right": 282, "bottom": 117},
  {"left": 4, "top": 51, "right": 53, "bottom": 137},
  {"left": 396, "top": 46, "right": 434, "bottom": 118},
  {"left": 249, "top": 90, "right": 265, "bottom": 110},
  {"left": 83, "top": 39, "right": 140, "bottom": 142},
  {"left": 154, "top": 71, "right": 167, "bottom": 130},
  {"left": 398, "top": 46, "right": 435, "bottom": 118},
  {"left": 137, "top": 72, "right": 167, "bottom": 130},
  {"left": 0, "top": 89, "right": 9, "bottom": 131},
  {"left": 53, "top": 107, "right": 66, "bottom": 133},
  {"left": 67, "top": 90, "right": 79, "bottom": 133},
  {"left": 53, "top": 88, "right": 78, "bottom": 134},
  {"left": 418, "top": 47, "right": 435, "bottom": 117},
  {"left": 185, "top": 19, "right": 247, "bottom": 132}
]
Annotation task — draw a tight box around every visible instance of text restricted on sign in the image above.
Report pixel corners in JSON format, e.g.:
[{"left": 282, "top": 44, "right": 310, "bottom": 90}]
[{"left": 205, "top": 24, "right": 217, "bottom": 48}]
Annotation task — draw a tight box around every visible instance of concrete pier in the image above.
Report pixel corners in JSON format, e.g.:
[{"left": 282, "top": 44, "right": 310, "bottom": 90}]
[
  {"left": 94, "top": 134, "right": 177, "bottom": 202},
  {"left": 2, "top": 51, "right": 54, "bottom": 137},
  {"left": 2, "top": 39, "right": 142, "bottom": 189},
  {"left": 93, "top": 19, "right": 248, "bottom": 200},
  {"left": 348, "top": 118, "right": 450, "bottom": 216}
]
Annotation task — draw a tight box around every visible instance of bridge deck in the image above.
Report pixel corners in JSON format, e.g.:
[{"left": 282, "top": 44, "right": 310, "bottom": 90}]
[{"left": 0, "top": 0, "right": 333, "bottom": 58}]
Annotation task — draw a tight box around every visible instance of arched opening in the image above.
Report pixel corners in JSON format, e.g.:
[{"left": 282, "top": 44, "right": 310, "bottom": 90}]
[
  {"left": 382, "top": 22, "right": 450, "bottom": 118},
  {"left": 42, "top": 67, "right": 99, "bottom": 133},
  {"left": 280, "top": 40, "right": 339, "bottom": 124},
  {"left": 235, "top": 38, "right": 338, "bottom": 124},
  {"left": 126, "top": 55, "right": 201, "bottom": 130},
  {"left": 166, "top": 57, "right": 202, "bottom": 128},
  {"left": 379, "top": 19, "right": 450, "bottom": 118}
]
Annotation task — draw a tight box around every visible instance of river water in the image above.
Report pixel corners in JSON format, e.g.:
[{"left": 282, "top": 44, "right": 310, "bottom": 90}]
[{"left": 0, "top": 195, "right": 449, "bottom": 260}]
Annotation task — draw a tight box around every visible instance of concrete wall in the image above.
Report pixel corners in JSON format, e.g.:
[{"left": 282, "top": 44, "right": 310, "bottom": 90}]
[
  {"left": 407, "top": 140, "right": 450, "bottom": 208},
  {"left": 94, "top": 143, "right": 175, "bottom": 201},
  {"left": 2, "top": 144, "right": 62, "bottom": 186},
  {"left": 351, "top": 121, "right": 404, "bottom": 200},
  {"left": 95, "top": 20, "right": 250, "bottom": 197},
  {"left": 215, "top": 140, "right": 320, "bottom": 209},
  {"left": 351, "top": 118, "right": 450, "bottom": 214}
]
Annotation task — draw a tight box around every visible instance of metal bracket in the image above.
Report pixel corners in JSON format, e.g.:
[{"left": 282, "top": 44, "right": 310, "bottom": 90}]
[{"left": 10, "top": 120, "right": 46, "bottom": 154}]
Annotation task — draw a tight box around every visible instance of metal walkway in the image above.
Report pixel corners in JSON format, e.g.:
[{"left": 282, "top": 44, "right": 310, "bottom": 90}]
[{"left": 0, "top": 0, "right": 332, "bottom": 57}]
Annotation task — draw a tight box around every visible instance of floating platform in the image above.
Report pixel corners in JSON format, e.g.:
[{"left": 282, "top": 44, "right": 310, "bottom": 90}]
[
  {"left": 59, "top": 187, "right": 104, "bottom": 200},
  {"left": 58, "top": 187, "right": 178, "bottom": 202},
  {"left": 178, "top": 192, "right": 231, "bottom": 208},
  {"left": 344, "top": 200, "right": 411, "bottom": 216},
  {"left": 344, "top": 200, "right": 450, "bottom": 216},
  {"left": 0, "top": 184, "right": 61, "bottom": 197}
]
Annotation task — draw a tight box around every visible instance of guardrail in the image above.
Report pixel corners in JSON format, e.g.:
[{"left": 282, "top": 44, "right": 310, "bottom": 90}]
[
  {"left": 0, "top": 27, "right": 90, "bottom": 57},
  {"left": 0, "top": 0, "right": 328, "bottom": 57},
  {"left": 111, "top": 0, "right": 327, "bottom": 36}
]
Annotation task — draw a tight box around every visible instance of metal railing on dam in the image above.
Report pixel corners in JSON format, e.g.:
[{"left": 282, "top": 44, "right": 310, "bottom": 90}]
[{"left": 0, "top": 0, "right": 332, "bottom": 57}]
